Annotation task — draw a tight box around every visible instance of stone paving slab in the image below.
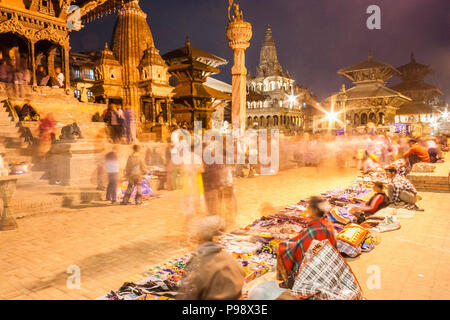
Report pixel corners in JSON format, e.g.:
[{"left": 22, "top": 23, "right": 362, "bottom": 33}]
[
  {"left": 407, "top": 159, "right": 450, "bottom": 192},
  {"left": 0, "top": 166, "right": 448, "bottom": 300}
]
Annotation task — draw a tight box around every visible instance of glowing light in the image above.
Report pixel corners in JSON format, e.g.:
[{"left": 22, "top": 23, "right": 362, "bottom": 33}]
[
  {"left": 324, "top": 111, "right": 338, "bottom": 122},
  {"left": 287, "top": 94, "right": 297, "bottom": 104},
  {"left": 285, "top": 93, "right": 298, "bottom": 109}
]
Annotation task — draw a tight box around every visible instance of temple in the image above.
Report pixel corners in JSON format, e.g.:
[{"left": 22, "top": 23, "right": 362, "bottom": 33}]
[
  {"left": 69, "top": 0, "right": 174, "bottom": 134},
  {"left": 326, "top": 52, "right": 411, "bottom": 130},
  {"left": 162, "top": 37, "right": 231, "bottom": 129},
  {"left": 246, "top": 25, "right": 318, "bottom": 131},
  {"left": 389, "top": 53, "right": 443, "bottom": 125}
]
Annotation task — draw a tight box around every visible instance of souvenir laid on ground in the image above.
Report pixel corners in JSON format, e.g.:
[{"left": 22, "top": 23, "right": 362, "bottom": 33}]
[
  {"left": 9, "top": 161, "right": 29, "bottom": 175},
  {"left": 118, "top": 176, "right": 158, "bottom": 201},
  {"left": 337, "top": 223, "right": 369, "bottom": 247},
  {"left": 328, "top": 207, "right": 356, "bottom": 225},
  {"left": 370, "top": 216, "right": 401, "bottom": 233},
  {"left": 411, "top": 162, "right": 436, "bottom": 173},
  {"left": 101, "top": 158, "right": 416, "bottom": 300}
]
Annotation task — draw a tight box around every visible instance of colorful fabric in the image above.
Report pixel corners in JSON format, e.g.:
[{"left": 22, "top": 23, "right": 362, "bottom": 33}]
[
  {"left": 337, "top": 240, "right": 361, "bottom": 258},
  {"left": 361, "top": 241, "right": 375, "bottom": 252},
  {"left": 337, "top": 223, "right": 368, "bottom": 247},
  {"left": 119, "top": 177, "right": 154, "bottom": 198},
  {"left": 291, "top": 240, "right": 363, "bottom": 300},
  {"left": 328, "top": 207, "right": 355, "bottom": 225},
  {"left": 277, "top": 218, "right": 336, "bottom": 288},
  {"left": 389, "top": 174, "right": 417, "bottom": 203}
]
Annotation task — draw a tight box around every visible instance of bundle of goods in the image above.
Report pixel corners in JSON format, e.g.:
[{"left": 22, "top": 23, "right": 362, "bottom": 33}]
[
  {"left": 8, "top": 161, "right": 29, "bottom": 175},
  {"left": 99, "top": 255, "right": 191, "bottom": 300},
  {"left": 117, "top": 176, "right": 160, "bottom": 201}
]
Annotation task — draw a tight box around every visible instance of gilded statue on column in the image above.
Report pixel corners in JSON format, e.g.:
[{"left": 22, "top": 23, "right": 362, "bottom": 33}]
[{"left": 228, "top": 0, "right": 244, "bottom": 22}]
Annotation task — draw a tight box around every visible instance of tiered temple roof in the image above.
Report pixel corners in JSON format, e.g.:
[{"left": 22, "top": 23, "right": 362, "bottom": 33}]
[
  {"left": 162, "top": 37, "right": 230, "bottom": 127},
  {"left": 255, "top": 25, "right": 288, "bottom": 78},
  {"left": 162, "top": 37, "right": 230, "bottom": 101},
  {"left": 389, "top": 53, "right": 443, "bottom": 112},
  {"left": 338, "top": 51, "right": 400, "bottom": 84}
]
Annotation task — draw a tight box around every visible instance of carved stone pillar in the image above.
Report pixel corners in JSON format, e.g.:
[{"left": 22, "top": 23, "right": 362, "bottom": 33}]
[
  {"left": 151, "top": 96, "right": 156, "bottom": 124},
  {"left": 48, "top": 46, "right": 57, "bottom": 78},
  {"left": 226, "top": 5, "right": 252, "bottom": 134},
  {"left": 63, "top": 45, "right": 70, "bottom": 89},
  {"left": 28, "top": 40, "right": 37, "bottom": 87},
  {"left": 166, "top": 98, "right": 172, "bottom": 125}
]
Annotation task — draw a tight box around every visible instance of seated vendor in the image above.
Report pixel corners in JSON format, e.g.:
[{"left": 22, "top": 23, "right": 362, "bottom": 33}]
[
  {"left": 363, "top": 153, "right": 380, "bottom": 174},
  {"left": 178, "top": 216, "right": 245, "bottom": 300},
  {"left": 403, "top": 139, "right": 430, "bottom": 172},
  {"left": 277, "top": 197, "right": 336, "bottom": 289},
  {"left": 358, "top": 182, "right": 390, "bottom": 215},
  {"left": 385, "top": 166, "right": 423, "bottom": 210},
  {"left": 20, "top": 102, "right": 37, "bottom": 120}
]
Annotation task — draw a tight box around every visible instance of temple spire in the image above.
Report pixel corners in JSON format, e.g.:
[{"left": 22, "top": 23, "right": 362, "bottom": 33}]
[{"left": 257, "top": 24, "right": 283, "bottom": 77}]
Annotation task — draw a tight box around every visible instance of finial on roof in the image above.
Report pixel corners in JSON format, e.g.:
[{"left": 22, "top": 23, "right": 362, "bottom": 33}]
[
  {"left": 368, "top": 50, "right": 373, "bottom": 61},
  {"left": 104, "top": 42, "right": 109, "bottom": 50},
  {"left": 411, "top": 52, "right": 416, "bottom": 63},
  {"left": 185, "top": 35, "right": 191, "bottom": 47}
]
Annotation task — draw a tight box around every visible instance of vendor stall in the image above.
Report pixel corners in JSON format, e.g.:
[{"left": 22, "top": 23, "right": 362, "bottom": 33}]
[{"left": 99, "top": 161, "right": 420, "bottom": 300}]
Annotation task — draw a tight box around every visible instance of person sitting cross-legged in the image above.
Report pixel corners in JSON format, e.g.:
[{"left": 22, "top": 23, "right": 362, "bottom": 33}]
[
  {"left": 277, "top": 197, "right": 337, "bottom": 289},
  {"left": 385, "top": 166, "right": 423, "bottom": 211},
  {"left": 357, "top": 181, "right": 390, "bottom": 216},
  {"left": 403, "top": 138, "right": 430, "bottom": 173}
]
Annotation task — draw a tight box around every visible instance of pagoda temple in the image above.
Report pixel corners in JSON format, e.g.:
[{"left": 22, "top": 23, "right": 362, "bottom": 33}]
[
  {"left": 162, "top": 37, "right": 231, "bottom": 129},
  {"left": 0, "top": 1, "right": 134, "bottom": 131},
  {"left": 246, "top": 25, "right": 317, "bottom": 131},
  {"left": 328, "top": 52, "right": 411, "bottom": 129},
  {"left": 389, "top": 53, "right": 443, "bottom": 124}
]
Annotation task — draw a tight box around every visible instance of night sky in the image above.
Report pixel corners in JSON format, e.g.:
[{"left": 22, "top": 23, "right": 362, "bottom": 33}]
[{"left": 70, "top": 0, "right": 450, "bottom": 101}]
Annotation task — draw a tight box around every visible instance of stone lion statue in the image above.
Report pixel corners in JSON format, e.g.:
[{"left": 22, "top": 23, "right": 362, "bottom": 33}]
[{"left": 60, "top": 123, "right": 83, "bottom": 141}]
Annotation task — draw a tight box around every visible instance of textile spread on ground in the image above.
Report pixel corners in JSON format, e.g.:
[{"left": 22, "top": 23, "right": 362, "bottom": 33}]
[{"left": 98, "top": 166, "right": 416, "bottom": 300}]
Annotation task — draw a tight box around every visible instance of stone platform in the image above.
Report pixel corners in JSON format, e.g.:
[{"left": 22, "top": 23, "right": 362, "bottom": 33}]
[{"left": 407, "top": 156, "right": 450, "bottom": 192}]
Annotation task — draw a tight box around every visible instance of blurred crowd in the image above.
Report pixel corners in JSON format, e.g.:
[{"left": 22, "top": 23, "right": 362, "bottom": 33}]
[{"left": 290, "top": 132, "right": 448, "bottom": 173}]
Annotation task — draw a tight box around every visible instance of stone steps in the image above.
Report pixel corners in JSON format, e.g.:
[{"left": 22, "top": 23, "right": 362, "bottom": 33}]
[{"left": 0, "top": 100, "right": 33, "bottom": 157}]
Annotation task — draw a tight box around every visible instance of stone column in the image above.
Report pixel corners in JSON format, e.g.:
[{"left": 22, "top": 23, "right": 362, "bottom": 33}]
[
  {"left": 28, "top": 40, "right": 37, "bottom": 87},
  {"left": 166, "top": 97, "right": 172, "bottom": 125},
  {"left": 226, "top": 5, "right": 252, "bottom": 134},
  {"left": 151, "top": 96, "right": 156, "bottom": 124},
  {"left": 63, "top": 46, "right": 71, "bottom": 89}
]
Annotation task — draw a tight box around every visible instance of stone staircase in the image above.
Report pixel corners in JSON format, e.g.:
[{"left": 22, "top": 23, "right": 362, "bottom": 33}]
[{"left": 0, "top": 100, "right": 47, "bottom": 184}]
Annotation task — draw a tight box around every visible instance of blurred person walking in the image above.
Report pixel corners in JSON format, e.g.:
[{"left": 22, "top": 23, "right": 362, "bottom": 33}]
[
  {"left": 37, "top": 113, "right": 57, "bottom": 161},
  {"left": 121, "top": 145, "right": 147, "bottom": 205},
  {"left": 124, "top": 106, "right": 136, "bottom": 144},
  {"left": 105, "top": 104, "right": 122, "bottom": 144},
  {"left": 178, "top": 216, "right": 245, "bottom": 300},
  {"left": 105, "top": 146, "right": 120, "bottom": 204}
]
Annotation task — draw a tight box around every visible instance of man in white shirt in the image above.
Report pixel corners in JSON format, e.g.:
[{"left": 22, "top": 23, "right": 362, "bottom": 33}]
[{"left": 54, "top": 67, "right": 64, "bottom": 88}]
